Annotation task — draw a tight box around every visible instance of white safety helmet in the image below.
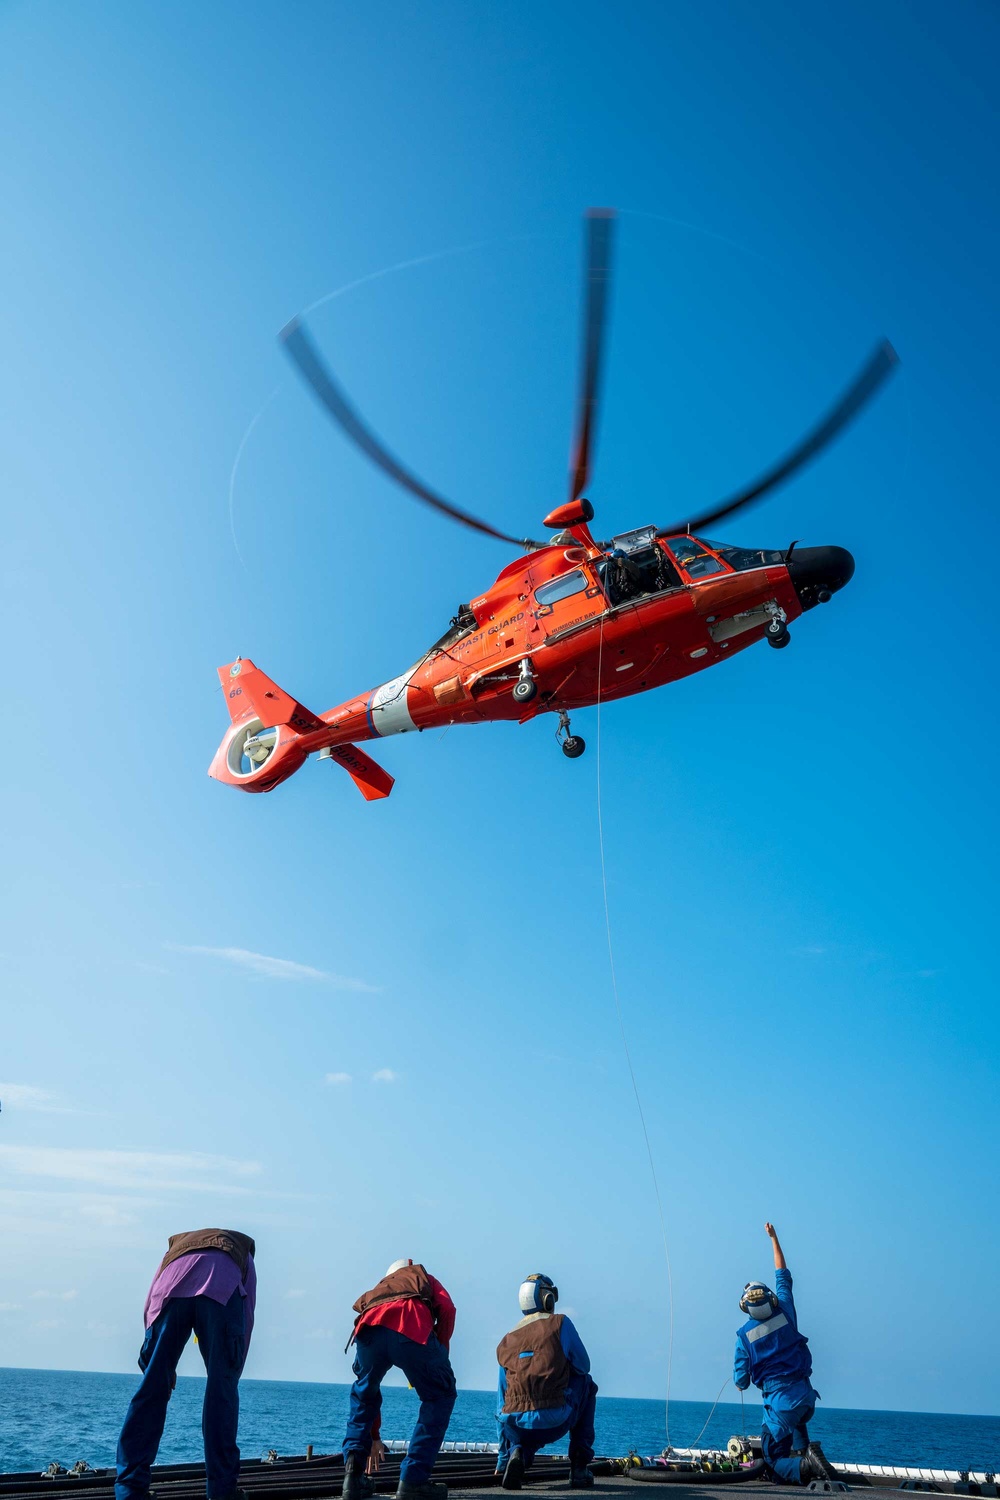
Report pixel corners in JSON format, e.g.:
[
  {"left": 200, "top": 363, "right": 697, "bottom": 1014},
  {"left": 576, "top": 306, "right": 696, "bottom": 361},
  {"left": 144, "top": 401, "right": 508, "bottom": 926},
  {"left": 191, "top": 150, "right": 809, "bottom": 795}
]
[
  {"left": 739, "top": 1282, "right": 779, "bottom": 1320},
  {"left": 386, "top": 1258, "right": 414, "bottom": 1275},
  {"left": 519, "top": 1273, "right": 558, "bottom": 1314}
]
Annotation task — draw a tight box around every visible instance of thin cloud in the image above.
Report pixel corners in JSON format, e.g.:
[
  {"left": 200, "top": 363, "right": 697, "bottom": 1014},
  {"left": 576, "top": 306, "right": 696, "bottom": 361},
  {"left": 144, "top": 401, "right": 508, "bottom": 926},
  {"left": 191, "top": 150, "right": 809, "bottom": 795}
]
[
  {"left": 0, "top": 1145, "right": 261, "bottom": 1195},
  {"left": 0, "top": 1083, "right": 75, "bottom": 1114},
  {"left": 324, "top": 1072, "right": 352, "bottom": 1086},
  {"left": 284, "top": 1289, "right": 307, "bottom": 1299},
  {"left": 30, "top": 1289, "right": 78, "bottom": 1302},
  {"left": 372, "top": 1069, "right": 398, "bottom": 1084},
  {"left": 174, "top": 945, "right": 378, "bottom": 991},
  {"left": 0, "top": 1302, "right": 22, "bottom": 1313}
]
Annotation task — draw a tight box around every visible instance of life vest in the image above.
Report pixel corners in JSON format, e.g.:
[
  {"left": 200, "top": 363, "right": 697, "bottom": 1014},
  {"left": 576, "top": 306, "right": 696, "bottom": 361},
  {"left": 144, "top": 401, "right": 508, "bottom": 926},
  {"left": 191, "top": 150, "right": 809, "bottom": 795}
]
[
  {"left": 497, "top": 1312, "right": 570, "bottom": 1413},
  {"left": 352, "top": 1263, "right": 436, "bottom": 1325},
  {"left": 158, "top": 1229, "right": 256, "bottom": 1279},
  {"left": 740, "top": 1307, "right": 812, "bottom": 1389}
]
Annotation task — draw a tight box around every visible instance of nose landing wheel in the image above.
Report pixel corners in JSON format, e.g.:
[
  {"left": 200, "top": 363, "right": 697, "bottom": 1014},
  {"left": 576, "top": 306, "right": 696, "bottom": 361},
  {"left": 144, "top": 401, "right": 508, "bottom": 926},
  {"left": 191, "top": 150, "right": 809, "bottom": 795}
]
[
  {"left": 556, "top": 710, "right": 586, "bottom": 759},
  {"left": 766, "top": 616, "right": 791, "bottom": 649}
]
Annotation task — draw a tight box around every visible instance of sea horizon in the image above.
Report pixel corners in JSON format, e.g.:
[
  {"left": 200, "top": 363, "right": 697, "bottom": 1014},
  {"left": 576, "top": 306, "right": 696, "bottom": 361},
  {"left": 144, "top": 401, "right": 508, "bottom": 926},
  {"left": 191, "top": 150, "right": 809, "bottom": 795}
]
[
  {"left": 2, "top": 1368, "right": 998, "bottom": 1476},
  {"left": 2, "top": 1365, "right": 997, "bottom": 1422}
]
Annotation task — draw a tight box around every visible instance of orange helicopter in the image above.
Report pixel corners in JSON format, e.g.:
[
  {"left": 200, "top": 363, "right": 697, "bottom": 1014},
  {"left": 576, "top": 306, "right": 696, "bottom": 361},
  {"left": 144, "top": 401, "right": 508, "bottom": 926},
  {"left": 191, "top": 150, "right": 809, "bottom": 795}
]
[{"left": 209, "top": 210, "right": 897, "bottom": 800}]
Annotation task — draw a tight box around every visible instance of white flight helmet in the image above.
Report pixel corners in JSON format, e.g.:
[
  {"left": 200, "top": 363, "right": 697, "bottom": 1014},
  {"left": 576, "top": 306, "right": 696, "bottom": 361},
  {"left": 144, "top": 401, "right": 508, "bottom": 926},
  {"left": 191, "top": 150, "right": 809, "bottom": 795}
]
[
  {"left": 740, "top": 1282, "right": 779, "bottom": 1320},
  {"left": 519, "top": 1273, "right": 558, "bottom": 1314},
  {"left": 386, "top": 1258, "right": 414, "bottom": 1275}
]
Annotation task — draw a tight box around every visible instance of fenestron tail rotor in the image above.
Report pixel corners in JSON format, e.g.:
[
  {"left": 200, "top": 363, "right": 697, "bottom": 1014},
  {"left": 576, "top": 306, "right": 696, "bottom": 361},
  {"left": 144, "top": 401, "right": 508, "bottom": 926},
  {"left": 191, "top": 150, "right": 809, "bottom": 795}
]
[
  {"left": 657, "top": 339, "right": 899, "bottom": 538},
  {"left": 279, "top": 315, "right": 543, "bottom": 548},
  {"left": 567, "top": 209, "right": 617, "bottom": 508}
]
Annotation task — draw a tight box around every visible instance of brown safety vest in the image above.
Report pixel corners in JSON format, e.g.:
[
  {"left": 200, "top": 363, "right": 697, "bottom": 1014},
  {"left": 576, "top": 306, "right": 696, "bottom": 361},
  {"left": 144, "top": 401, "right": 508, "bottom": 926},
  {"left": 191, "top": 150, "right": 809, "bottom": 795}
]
[
  {"left": 158, "top": 1229, "right": 256, "bottom": 1279},
  {"left": 353, "top": 1262, "right": 436, "bottom": 1324},
  {"left": 497, "top": 1313, "right": 570, "bottom": 1413}
]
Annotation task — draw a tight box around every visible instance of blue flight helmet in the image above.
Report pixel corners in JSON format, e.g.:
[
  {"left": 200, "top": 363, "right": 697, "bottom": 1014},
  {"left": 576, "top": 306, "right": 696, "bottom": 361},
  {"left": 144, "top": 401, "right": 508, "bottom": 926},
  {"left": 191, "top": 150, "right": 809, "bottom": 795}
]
[
  {"left": 740, "top": 1281, "right": 779, "bottom": 1320},
  {"left": 519, "top": 1273, "right": 559, "bottom": 1314}
]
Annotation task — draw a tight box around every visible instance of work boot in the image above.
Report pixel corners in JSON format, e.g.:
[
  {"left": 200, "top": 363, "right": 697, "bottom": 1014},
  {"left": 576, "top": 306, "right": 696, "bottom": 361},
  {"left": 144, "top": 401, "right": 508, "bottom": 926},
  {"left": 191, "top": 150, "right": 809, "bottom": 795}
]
[
  {"left": 501, "top": 1449, "right": 525, "bottom": 1491},
  {"left": 343, "top": 1454, "right": 375, "bottom": 1500},
  {"left": 395, "top": 1482, "right": 448, "bottom": 1500},
  {"left": 569, "top": 1452, "right": 595, "bottom": 1489},
  {"left": 803, "top": 1444, "right": 841, "bottom": 1484}
]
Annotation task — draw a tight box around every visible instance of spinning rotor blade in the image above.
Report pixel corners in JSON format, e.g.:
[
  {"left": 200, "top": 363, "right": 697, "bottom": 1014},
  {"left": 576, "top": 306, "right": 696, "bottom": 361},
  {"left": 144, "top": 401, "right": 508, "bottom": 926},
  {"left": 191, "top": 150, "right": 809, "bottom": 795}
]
[
  {"left": 280, "top": 316, "right": 542, "bottom": 548},
  {"left": 658, "top": 339, "right": 899, "bottom": 536},
  {"left": 567, "top": 209, "right": 617, "bottom": 505}
]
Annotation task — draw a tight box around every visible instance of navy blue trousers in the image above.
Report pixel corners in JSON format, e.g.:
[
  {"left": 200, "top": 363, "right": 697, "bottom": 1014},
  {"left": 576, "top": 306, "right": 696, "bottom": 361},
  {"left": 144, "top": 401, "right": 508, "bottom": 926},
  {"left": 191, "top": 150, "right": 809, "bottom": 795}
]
[
  {"left": 343, "top": 1327, "right": 457, "bottom": 1485},
  {"left": 497, "top": 1376, "right": 598, "bottom": 1469},
  {"left": 116, "top": 1291, "right": 247, "bottom": 1500},
  {"left": 761, "top": 1387, "right": 815, "bottom": 1485}
]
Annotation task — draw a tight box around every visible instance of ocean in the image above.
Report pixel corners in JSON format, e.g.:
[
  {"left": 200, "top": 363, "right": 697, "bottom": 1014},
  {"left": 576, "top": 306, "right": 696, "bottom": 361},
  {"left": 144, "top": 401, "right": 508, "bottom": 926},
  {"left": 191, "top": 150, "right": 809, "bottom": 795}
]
[{"left": 1, "top": 1369, "right": 998, "bottom": 1478}]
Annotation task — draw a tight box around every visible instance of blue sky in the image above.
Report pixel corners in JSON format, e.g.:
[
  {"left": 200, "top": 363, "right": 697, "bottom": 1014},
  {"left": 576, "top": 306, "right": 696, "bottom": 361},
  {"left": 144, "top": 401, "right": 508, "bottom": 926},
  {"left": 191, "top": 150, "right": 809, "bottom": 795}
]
[{"left": 1, "top": 0, "right": 998, "bottom": 1420}]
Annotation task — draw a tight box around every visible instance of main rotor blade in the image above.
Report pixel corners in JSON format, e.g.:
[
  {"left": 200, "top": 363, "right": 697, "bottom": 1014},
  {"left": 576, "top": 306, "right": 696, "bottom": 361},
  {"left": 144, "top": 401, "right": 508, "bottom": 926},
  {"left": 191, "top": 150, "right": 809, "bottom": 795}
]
[
  {"left": 658, "top": 339, "right": 899, "bottom": 537},
  {"left": 567, "top": 209, "right": 617, "bottom": 504},
  {"left": 280, "top": 317, "right": 542, "bottom": 548}
]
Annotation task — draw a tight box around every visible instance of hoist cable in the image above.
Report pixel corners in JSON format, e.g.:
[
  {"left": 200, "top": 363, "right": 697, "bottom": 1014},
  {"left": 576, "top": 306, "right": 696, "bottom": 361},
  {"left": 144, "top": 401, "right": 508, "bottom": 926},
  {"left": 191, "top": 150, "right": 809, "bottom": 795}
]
[
  {"left": 594, "top": 618, "right": 675, "bottom": 1445},
  {"left": 689, "top": 1376, "right": 731, "bottom": 1448}
]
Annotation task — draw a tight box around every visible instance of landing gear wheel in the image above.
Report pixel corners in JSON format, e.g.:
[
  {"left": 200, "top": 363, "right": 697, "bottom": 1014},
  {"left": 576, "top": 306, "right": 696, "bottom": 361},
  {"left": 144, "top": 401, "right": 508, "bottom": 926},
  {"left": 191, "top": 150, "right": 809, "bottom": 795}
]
[
  {"left": 513, "top": 677, "right": 537, "bottom": 704},
  {"left": 562, "top": 735, "right": 586, "bottom": 758},
  {"left": 766, "top": 619, "right": 790, "bottom": 649}
]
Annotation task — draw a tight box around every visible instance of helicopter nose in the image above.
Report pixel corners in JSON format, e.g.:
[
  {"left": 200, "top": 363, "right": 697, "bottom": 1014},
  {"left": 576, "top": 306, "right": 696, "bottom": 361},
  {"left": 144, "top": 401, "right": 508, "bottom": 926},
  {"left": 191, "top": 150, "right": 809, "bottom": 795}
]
[{"left": 786, "top": 545, "right": 855, "bottom": 608}]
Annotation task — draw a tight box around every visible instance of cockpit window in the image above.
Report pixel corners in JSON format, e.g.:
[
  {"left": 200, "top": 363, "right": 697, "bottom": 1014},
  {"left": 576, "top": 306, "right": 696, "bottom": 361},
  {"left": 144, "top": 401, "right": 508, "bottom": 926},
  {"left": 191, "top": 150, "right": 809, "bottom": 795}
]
[
  {"left": 666, "top": 537, "right": 726, "bottom": 579},
  {"left": 701, "top": 540, "right": 786, "bottom": 571},
  {"left": 535, "top": 569, "right": 588, "bottom": 607}
]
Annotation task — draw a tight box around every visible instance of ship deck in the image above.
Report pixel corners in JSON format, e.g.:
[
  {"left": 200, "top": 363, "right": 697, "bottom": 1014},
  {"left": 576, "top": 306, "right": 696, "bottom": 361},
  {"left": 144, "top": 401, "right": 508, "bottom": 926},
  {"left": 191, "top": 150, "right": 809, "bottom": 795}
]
[{"left": 0, "top": 1452, "right": 952, "bottom": 1500}]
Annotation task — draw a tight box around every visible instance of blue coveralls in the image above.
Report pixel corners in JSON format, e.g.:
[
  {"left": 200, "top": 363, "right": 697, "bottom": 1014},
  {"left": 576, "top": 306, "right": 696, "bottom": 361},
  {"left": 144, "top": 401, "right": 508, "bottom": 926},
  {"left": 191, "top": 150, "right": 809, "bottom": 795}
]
[
  {"left": 116, "top": 1290, "right": 248, "bottom": 1500},
  {"left": 734, "top": 1268, "right": 817, "bottom": 1485},
  {"left": 496, "top": 1314, "right": 598, "bottom": 1470},
  {"left": 344, "top": 1327, "right": 457, "bottom": 1486}
]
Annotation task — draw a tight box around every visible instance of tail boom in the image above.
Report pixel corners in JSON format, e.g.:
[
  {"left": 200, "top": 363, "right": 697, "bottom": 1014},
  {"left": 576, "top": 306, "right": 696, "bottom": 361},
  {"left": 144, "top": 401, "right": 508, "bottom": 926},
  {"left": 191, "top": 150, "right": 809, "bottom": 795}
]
[{"left": 209, "top": 659, "right": 393, "bottom": 798}]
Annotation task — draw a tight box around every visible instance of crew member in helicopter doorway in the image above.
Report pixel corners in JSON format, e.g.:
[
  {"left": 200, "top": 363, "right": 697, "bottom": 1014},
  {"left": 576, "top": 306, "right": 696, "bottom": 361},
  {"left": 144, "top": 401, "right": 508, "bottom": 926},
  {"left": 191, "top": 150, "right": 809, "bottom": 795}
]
[
  {"left": 115, "top": 1228, "right": 256, "bottom": 1500},
  {"left": 734, "top": 1223, "right": 835, "bottom": 1485}
]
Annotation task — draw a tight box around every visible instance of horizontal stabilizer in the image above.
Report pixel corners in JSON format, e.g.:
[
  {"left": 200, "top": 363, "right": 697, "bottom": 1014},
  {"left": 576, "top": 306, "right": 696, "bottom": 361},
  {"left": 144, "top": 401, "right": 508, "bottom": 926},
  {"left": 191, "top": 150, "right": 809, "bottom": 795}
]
[
  {"left": 321, "top": 743, "right": 395, "bottom": 801},
  {"left": 217, "top": 658, "right": 324, "bottom": 733}
]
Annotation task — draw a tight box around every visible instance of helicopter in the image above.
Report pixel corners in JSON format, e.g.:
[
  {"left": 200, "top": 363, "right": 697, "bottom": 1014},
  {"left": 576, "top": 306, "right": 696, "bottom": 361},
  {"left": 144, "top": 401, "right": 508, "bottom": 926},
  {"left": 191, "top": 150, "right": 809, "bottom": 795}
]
[{"left": 209, "top": 210, "right": 897, "bottom": 800}]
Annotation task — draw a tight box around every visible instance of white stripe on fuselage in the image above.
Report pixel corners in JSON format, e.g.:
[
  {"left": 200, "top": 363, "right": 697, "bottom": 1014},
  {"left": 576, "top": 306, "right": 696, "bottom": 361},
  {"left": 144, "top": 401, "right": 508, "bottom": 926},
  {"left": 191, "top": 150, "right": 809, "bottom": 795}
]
[{"left": 369, "top": 670, "right": 417, "bottom": 736}]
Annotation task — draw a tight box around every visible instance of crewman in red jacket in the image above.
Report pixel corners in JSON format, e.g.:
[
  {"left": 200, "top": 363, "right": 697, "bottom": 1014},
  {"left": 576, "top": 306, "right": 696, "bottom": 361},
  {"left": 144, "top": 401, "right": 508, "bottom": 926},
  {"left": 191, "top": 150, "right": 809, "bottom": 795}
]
[{"left": 342, "top": 1259, "right": 457, "bottom": 1500}]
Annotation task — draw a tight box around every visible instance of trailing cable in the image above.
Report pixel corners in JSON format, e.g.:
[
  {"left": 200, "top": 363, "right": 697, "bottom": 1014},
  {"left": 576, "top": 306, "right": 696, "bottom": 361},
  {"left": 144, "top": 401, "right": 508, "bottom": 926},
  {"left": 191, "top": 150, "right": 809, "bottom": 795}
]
[{"left": 594, "top": 618, "right": 676, "bottom": 1444}]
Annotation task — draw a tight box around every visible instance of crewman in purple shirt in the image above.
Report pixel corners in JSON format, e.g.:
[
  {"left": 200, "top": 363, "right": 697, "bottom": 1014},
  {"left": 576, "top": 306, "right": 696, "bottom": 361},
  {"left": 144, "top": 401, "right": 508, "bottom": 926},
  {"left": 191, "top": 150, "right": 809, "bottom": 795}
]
[{"left": 115, "top": 1229, "right": 257, "bottom": 1500}]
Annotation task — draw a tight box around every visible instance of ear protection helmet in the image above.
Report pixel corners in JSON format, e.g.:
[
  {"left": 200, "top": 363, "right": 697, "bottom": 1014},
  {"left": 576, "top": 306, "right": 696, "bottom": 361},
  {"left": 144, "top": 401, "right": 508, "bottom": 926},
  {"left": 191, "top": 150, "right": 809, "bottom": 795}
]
[
  {"left": 386, "top": 1258, "right": 414, "bottom": 1275},
  {"left": 739, "top": 1282, "right": 779, "bottom": 1320},
  {"left": 519, "top": 1273, "right": 559, "bottom": 1314}
]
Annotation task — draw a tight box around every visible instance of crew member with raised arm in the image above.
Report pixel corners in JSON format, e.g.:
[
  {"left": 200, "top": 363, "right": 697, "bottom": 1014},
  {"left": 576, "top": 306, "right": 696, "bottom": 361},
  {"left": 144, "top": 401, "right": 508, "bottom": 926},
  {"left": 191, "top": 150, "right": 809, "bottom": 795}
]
[
  {"left": 342, "top": 1258, "right": 457, "bottom": 1500},
  {"left": 734, "top": 1223, "right": 835, "bottom": 1485},
  {"left": 495, "top": 1274, "right": 598, "bottom": 1492},
  {"left": 115, "top": 1228, "right": 257, "bottom": 1500}
]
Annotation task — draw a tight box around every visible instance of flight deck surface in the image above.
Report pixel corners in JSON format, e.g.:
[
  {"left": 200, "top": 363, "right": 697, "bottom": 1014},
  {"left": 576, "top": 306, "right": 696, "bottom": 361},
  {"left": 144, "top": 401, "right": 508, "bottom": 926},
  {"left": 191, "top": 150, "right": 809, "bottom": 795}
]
[{"left": 0, "top": 1451, "right": 943, "bottom": 1500}]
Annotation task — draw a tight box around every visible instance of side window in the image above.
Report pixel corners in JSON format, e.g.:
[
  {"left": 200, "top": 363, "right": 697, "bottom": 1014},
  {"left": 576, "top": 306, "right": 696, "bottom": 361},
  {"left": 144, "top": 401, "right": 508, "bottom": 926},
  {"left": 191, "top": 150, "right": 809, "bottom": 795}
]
[{"left": 535, "top": 569, "right": 588, "bottom": 607}]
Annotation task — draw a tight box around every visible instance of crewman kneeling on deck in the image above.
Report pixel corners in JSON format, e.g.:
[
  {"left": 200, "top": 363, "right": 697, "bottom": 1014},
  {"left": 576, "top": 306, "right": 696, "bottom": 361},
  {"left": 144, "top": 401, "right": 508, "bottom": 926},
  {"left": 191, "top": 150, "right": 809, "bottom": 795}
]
[
  {"left": 115, "top": 1228, "right": 256, "bottom": 1500},
  {"left": 495, "top": 1274, "right": 597, "bottom": 1491},
  {"left": 734, "top": 1223, "right": 835, "bottom": 1485},
  {"left": 342, "top": 1258, "right": 457, "bottom": 1500}
]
